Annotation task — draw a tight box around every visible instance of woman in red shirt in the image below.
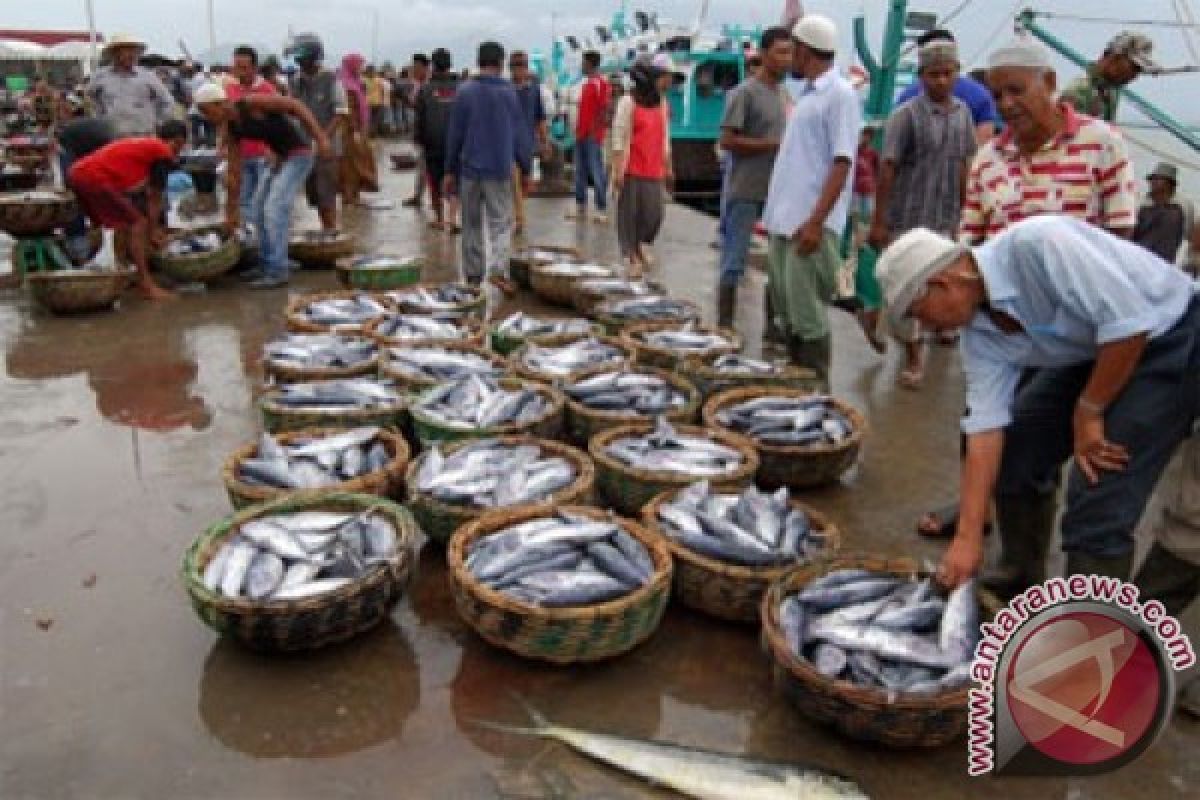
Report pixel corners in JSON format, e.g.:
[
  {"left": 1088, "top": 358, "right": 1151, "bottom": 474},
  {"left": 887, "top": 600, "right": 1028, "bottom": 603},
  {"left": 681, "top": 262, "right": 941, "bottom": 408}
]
[{"left": 611, "top": 57, "right": 674, "bottom": 276}]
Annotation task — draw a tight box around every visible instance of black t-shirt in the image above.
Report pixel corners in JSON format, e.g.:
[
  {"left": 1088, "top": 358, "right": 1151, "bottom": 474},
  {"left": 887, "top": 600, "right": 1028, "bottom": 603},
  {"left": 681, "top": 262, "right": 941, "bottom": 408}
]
[{"left": 58, "top": 117, "right": 117, "bottom": 160}]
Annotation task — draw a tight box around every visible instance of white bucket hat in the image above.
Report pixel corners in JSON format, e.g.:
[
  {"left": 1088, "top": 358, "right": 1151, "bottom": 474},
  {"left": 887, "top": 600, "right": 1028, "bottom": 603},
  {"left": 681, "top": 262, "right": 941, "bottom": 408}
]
[
  {"left": 877, "top": 228, "right": 968, "bottom": 330},
  {"left": 192, "top": 82, "right": 228, "bottom": 106},
  {"left": 102, "top": 33, "right": 147, "bottom": 56}
]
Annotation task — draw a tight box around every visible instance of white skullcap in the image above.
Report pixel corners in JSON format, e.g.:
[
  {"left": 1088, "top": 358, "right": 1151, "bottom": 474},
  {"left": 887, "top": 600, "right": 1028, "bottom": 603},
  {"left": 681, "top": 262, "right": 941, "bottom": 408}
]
[
  {"left": 987, "top": 36, "right": 1053, "bottom": 71},
  {"left": 192, "top": 82, "right": 227, "bottom": 105},
  {"left": 877, "top": 228, "right": 968, "bottom": 330}
]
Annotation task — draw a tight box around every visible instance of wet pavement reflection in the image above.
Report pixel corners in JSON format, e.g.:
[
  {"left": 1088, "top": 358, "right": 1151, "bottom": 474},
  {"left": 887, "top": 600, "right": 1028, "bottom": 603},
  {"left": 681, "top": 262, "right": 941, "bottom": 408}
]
[{"left": 1, "top": 157, "right": 1197, "bottom": 799}]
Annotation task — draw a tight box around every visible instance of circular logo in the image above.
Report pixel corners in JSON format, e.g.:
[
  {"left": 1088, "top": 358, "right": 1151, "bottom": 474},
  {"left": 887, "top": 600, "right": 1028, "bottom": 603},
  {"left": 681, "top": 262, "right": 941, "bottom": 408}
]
[{"left": 1004, "top": 609, "right": 1170, "bottom": 770}]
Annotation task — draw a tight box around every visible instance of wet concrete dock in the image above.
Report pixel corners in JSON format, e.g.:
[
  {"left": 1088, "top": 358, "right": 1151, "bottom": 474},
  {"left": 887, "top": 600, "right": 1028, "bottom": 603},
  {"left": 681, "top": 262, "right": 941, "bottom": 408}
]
[{"left": 1, "top": 158, "right": 1197, "bottom": 799}]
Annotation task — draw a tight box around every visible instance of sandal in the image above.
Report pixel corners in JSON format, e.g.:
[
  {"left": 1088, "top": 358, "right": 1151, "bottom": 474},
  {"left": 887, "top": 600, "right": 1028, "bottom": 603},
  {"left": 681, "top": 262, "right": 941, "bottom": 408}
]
[
  {"left": 488, "top": 274, "right": 517, "bottom": 295},
  {"left": 898, "top": 367, "right": 924, "bottom": 390},
  {"left": 936, "top": 331, "right": 960, "bottom": 346}
]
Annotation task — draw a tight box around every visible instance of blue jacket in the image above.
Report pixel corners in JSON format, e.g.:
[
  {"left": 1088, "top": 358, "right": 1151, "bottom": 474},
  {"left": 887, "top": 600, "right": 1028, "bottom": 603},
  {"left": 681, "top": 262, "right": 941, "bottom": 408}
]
[{"left": 445, "top": 74, "right": 532, "bottom": 181}]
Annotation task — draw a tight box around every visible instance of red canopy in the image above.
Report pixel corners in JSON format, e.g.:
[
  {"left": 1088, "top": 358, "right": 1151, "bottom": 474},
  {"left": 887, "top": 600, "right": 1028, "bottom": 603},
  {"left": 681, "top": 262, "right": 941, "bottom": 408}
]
[{"left": 0, "top": 30, "right": 99, "bottom": 47}]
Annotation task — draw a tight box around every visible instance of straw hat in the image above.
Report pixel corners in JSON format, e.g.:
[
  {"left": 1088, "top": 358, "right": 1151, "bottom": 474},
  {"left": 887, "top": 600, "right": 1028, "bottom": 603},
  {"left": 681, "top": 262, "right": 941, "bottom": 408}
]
[{"left": 102, "top": 33, "right": 147, "bottom": 56}]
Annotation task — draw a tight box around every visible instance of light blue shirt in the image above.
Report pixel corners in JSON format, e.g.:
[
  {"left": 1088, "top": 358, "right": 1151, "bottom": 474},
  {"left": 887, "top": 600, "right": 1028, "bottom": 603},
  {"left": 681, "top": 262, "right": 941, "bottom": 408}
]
[
  {"left": 961, "top": 215, "right": 1196, "bottom": 435},
  {"left": 763, "top": 69, "right": 861, "bottom": 239}
]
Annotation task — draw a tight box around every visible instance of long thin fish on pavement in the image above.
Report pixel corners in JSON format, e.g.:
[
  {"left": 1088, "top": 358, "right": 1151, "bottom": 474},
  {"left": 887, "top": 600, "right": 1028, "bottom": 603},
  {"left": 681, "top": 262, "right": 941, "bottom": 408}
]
[{"left": 475, "top": 696, "right": 869, "bottom": 800}]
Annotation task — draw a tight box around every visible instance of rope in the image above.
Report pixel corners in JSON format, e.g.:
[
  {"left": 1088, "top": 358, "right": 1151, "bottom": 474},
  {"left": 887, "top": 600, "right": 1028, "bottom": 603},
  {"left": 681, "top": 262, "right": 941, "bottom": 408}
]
[
  {"left": 1028, "top": 11, "right": 1200, "bottom": 29},
  {"left": 963, "top": 1, "right": 1025, "bottom": 68},
  {"left": 1123, "top": 128, "right": 1200, "bottom": 172},
  {"left": 1174, "top": 0, "right": 1200, "bottom": 63}
]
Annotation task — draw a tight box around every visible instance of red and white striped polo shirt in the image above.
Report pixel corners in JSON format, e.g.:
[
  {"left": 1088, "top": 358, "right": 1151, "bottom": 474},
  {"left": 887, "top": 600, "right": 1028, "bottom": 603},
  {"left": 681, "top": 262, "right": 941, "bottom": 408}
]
[{"left": 958, "top": 104, "right": 1137, "bottom": 244}]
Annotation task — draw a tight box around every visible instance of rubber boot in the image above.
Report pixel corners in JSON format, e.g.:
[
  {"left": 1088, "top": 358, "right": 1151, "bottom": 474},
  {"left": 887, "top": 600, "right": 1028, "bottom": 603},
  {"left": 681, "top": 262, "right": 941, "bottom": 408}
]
[
  {"left": 764, "top": 287, "right": 784, "bottom": 344},
  {"left": 717, "top": 283, "right": 737, "bottom": 329},
  {"left": 787, "top": 335, "right": 831, "bottom": 390},
  {"left": 1065, "top": 551, "right": 1133, "bottom": 582},
  {"left": 981, "top": 492, "right": 1057, "bottom": 601},
  {"left": 1133, "top": 542, "right": 1200, "bottom": 617}
]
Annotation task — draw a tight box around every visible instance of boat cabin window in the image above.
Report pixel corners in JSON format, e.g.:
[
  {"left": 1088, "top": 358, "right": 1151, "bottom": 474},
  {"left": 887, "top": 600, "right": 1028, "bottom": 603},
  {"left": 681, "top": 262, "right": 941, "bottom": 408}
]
[{"left": 693, "top": 62, "right": 741, "bottom": 98}]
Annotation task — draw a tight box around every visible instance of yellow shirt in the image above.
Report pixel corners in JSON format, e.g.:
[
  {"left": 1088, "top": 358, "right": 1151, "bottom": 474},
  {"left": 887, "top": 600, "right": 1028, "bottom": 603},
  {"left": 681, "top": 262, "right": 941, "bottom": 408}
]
[{"left": 365, "top": 76, "right": 385, "bottom": 107}]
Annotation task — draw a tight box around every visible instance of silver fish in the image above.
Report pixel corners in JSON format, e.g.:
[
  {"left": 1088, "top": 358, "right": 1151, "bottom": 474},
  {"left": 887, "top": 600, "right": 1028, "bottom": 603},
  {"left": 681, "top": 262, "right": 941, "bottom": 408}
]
[
  {"left": 606, "top": 418, "right": 744, "bottom": 478},
  {"left": 709, "top": 354, "right": 781, "bottom": 375},
  {"left": 263, "top": 333, "right": 377, "bottom": 369},
  {"left": 272, "top": 577, "right": 353, "bottom": 600},
  {"left": 716, "top": 395, "right": 854, "bottom": 447},
  {"left": 218, "top": 539, "right": 256, "bottom": 597},
  {"left": 415, "top": 376, "right": 549, "bottom": 431},
  {"left": 298, "top": 293, "right": 389, "bottom": 326},
  {"left": 520, "top": 337, "right": 626, "bottom": 378},
  {"left": 386, "top": 346, "right": 501, "bottom": 382},
  {"left": 245, "top": 552, "right": 285, "bottom": 599},
  {"left": 494, "top": 312, "right": 593, "bottom": 338}
]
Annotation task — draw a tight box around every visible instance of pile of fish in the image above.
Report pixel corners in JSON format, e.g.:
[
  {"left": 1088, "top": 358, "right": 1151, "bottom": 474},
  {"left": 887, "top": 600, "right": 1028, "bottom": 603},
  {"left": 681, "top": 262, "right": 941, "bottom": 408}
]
[
  {"left": 597, "top": 295, "right": 697, "bottom": 323},
  {"left": 778, "top": 570, "right": 980, "bottom": 696},
  {"left": 518, "top": 337, "right": 627, "bottom": 378},
  {"left": 716, "top": 395, "right": 854, "bottom": 447},
  {"left": 656, "top": 481, "right": 830, "bottom": 567},
  {"left": 564, "top": 369, "right": 689, "bottom": 415},
  {"left": 414, "top": 439, "right": 576, "bottom": 507},
  {"left": 632, "top": 324, "right": 735, "bottom": 355},
  {"left": 605, "top": 418, "right": 745, "bottom": 477},
  {"left": 237, "top": 427, "right": 391, "bottom": 489},
  {"left": 296, "top": 229, "right": 346, "bottom": 243},
  {"left": 415, "top": 375, "right": 550, "bottom": 431},
  {"left": 346, "top": 255, "right": 419, "bottom": 271},
  {"left": 163, "top": 230, "right": 225, "bottom": 256},
  {"left": 514, "top": 247, "right": 579, "bottom": 264},
  {"left": 295, "top": 293, "right": 389, "bottom": 328},
  {"left": 385, "top": 345, "right": 502, "bottom": 384},
  {"left": 536, "top": 262, "right": 617, "bottom": 279},
  {"left": 576, "top": 278, "right": 660, "bottom": 301},
  {"left": 263, "top": 334, "right": 377, "bottom": 371},
  {"left": 235, "top": 223, "right": 258, "bottom": 247},
  {"left": 389, "top": 284, "right": 478, "bottom": 312},
  {"left": 494, "top": 312, "right": 593, "bottom": 339},
  {"left": 268, "top": 378, "right": 404, "bottom": 410},
  {"left": 4, "top": 190, "right": 65, "bottom": 202},
  {"left": 706, "top": 354, "right": 782, "bottom": 375},
  {"left": 201, "top": 509, "right": 399, "bottom": 601},
  {"left": 465, "top": 511, "right": 655, "bottom": 607},
  {"left": 373, "top": 312, "right": 473, "bottom": 342}
]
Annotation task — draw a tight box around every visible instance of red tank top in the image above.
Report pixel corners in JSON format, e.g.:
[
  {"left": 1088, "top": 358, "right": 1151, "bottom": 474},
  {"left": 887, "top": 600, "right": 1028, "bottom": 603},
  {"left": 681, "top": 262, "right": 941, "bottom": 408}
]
[{"left": 627, "top": 103, "right": 667, "bottom": 180}]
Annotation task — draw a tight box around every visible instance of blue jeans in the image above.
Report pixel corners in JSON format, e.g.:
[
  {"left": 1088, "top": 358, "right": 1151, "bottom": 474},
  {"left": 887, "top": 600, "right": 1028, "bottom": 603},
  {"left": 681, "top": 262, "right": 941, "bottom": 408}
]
[
  {"left": 717, "top": 152, "right": 731, "bottom": 245},
  {"left": 718, "top": 199, "right": 762, "bottom": 287},
  {"left": 239, "top": 157, "right": 269, "bottom": 222},
  {"left": 573, "top": 137, "right": 607, "bottom": 211},
  {"left": 59, "top": 150, "right": 92, "bottom": 261},
  {"left": 252, "top": 152, "right": 314, "bottom": 279}
]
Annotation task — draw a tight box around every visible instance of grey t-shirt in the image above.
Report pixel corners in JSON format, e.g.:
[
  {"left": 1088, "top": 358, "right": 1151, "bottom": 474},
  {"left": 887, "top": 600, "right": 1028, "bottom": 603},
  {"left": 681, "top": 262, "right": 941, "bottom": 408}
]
[{"left": 720, "top": 77, "right": 788, "bottom": 203}]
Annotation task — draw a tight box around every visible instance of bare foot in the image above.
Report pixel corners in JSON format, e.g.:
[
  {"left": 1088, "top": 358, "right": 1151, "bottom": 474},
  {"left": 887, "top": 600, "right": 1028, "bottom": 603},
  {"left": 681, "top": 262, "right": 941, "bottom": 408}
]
[
  {"left": 898, "top": 367, "right": 923, "bottom": 390},
  {"left": 140, "top": 282, "right": 176, "bottom": 301}
]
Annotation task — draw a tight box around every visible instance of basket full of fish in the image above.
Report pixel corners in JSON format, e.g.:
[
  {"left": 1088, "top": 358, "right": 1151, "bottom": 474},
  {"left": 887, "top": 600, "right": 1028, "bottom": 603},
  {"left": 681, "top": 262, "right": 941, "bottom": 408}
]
[
  {"left": 288, "top": 229, "right": 356, "bottom": 268},
  {"left": 762, "top": 555, "right": 990, "bottom": 748},
  {"left": 387, "top": 283, "right": 486, "bottom": 320},
  {"left": 561, "top": 366, "right": 700, "bottom": 446},
  {"left": 259, "top": 378, "right": 408, "bottom": 433},
  {"left": 589, "top": 417, "right": 758, "bottom": 516},
  {"left": 620, "top": 321, "right": 742, "bottom": 370},
  {"left": 406, "top": 436, "right": 594, "bottom": 544},
  {"left": 488, "top": 311, "right": 598, "bottom": 356},
  {"left": 181, "top": 492, "right": 419, "bottom": 652},
  {"left": 262, "top": 333, "right": 379, "bottom": 384},
  {"left": 681, "top": 353, "right": 822, "bottom": 403},
  {"left": 285, "top": 291, "right": 391, "bottom": 334},
  {"left": 510, "top": 334, "right": 633, "bottom": 384},
  {"left": 572, "top": 277, "right": 665, "bottom": 317},
  {"left": 509, "top": 244, "right": 581, "bottom": 289},
  {"left": 447, "top": 505, "right": 673, "bottom": 664},
  {"left": 594, "top": 295, "right": 701, "bottom": 335},
  {"left": 221, "top": 427, "right": 409, "bottom": 509},
  {"left": 152, "top": 226, "right": 241, "bottom": 283},
  {"left": 530, "top": 261, "right": 619, "bottom": 307},
  {"left": 365, "top": 311, "right": 484, "bottom": 348},
  {"left": 642, "top": 481, "right": 840, "bottom": 623},
  {"left": 408, "top": 375, "right": 564, "bottom": 447},
  {"left": 379, "top": 342, "right": 507, "bottom": 392},
  {"left": 336, "top": 254, "right": 423, "bottom": 290},
  {"left": 706, "top": 388, "right": 866, "bottom": 490}
]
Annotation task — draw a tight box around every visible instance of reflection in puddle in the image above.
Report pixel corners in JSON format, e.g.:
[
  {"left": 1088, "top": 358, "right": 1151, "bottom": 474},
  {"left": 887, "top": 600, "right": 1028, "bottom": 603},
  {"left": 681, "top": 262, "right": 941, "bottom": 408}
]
[{"left": 198, "top": 621, "right": 419, "bottom": 759}]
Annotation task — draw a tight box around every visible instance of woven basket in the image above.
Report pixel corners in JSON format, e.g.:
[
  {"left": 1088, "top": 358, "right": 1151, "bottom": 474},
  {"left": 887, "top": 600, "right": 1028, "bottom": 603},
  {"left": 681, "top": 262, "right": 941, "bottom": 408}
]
[
  {"left": 387, "top": 282, "right": 487, "bottom": 321},
  {"left": 0, "top": 190, "right": 76, "bottom": 236},
  {"left": 364, "top": 313, "right": 485, "bottom": 349},
  {"left": 588, "top": 423, "right": 759, "bottom": 516},
  {"left": 406, "top": 436, "right": 595, "bottom": 546},
  {"left": 620, "top": 321, "right": 742, "bottom": 370},
  {"left": 289, "top": 231, "right": 356, "bottom": 268},
  {"left": 563, "top": 367, "right": 700, "bottom": 447},
  {"left": 262, "top": 336, "right": 380, "bottom": 385},
  {"left": 641, "top": 490, "right": 841, "bottom": 623},
  {"left": 27, "top": 269, "right": 134, "bottom": 314},
  {"left": 488, "top": 322, "right": 602, "bottom": 357},
  {"left": 704, "top": 387, "right": 866, "bottom": 490},
  {"left": 378, "top": 341, "right": 509, "bottom": 393},
  {"left": 181, "top": 492, "right": 419, "bottom": 652},
  {"left": 509, "top": 334, "right": 633, "bottom": 385},
  {"left": 151, "top": 226, "right": 241, "bottom": 283},
  {"left": 762, "top": 554, "right": 997, "bottom": 748},
  {"left": 221, "top": 428, "right": 410, "bottom": 509},
  {"left": 447, "top": 505, "right": 672, "bottom": 663},
  {"left": 530, "top": 263, "right": 618, "bottom": 307},
  {"left": 259, "top": 386, "right": 408, "bottom": 434},
  {"left": 594, "top": 298, "right": 701, "bottom": 335},
  {"left": 680, "top": 355, "right": 822, "bottom": 404},
  {"left": 572, "top": 280, "right": 666, "bottom": 317},
  {"left": 336, "top": 256, "right": 423, "bottom": 291},
  {"left": 510, "top": 244, "right": 582, "bottom": 289},
  {"left": 284, "top": 290, "right": 392, "bottom": 335},
  {"left": 408, "top": 379, "right": 565, "bottom": 448}
]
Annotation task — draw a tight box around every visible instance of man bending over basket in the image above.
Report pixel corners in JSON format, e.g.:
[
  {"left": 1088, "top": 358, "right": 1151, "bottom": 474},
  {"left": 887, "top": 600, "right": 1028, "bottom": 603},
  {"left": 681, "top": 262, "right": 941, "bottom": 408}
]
[{"left": 66, "top": 120, "right": 188, "bottom": 300}]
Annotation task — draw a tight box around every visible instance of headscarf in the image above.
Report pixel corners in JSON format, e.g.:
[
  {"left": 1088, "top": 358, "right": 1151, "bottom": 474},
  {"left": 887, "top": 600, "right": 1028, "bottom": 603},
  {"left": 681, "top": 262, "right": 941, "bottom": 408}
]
[{"left": 339, "top": 53, "right": 369, "bottom": 129}]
